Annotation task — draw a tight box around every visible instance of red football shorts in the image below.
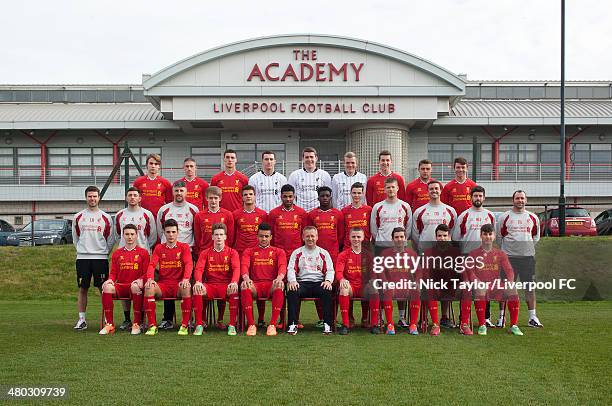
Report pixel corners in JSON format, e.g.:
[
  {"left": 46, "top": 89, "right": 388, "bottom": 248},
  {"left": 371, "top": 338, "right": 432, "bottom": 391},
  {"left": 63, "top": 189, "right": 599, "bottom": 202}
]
[
  {"left": 157, "top": 280, "right": 179, "bottom": 298},
  {"left": 203, "top": 282, "right": 231, "bottom": 299},
  {"left": 113, "top": 283, "right": 132, "bottom": 299},
  {"left": 251, "top": 281, "right": 274, "bottom": 299}
]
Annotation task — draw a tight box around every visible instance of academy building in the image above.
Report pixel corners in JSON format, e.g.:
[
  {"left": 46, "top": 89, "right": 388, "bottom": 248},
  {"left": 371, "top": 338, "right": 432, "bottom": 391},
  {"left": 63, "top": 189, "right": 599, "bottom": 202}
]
[{"left": 1, "top": 34, "right": 611, "bottom": 224}]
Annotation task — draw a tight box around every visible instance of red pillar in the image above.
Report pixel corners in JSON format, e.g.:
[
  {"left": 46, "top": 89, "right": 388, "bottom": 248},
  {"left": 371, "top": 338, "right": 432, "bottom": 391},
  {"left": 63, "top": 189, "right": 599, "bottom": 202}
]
[
  {"left": 492, "top": 139, "right": 500, "bottom": 180},
  {"left": 112, "top": 143, "right": 119, "bottom": 183},
  {"left": 40, "top": 144, "right": 47, "bottom": 184},
  {"left": 565, "top": 138, "right": 571, "bottom": 181}
]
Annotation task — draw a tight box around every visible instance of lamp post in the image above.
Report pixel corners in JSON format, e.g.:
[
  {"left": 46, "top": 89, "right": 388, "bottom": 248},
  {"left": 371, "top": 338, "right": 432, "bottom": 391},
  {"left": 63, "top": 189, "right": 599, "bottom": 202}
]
[{"left": 558, "top": 0, "right": 566, "bottom": 237}]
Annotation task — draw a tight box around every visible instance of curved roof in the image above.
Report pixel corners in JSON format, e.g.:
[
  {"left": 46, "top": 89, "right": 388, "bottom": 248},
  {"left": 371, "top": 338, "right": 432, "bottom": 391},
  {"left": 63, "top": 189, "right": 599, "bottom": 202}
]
[
  {"left": 142, "top": 34, "right": 465, "bottom": 92},
  {"left": 451, "top": 100, "right": 612, "bottom": 117}
]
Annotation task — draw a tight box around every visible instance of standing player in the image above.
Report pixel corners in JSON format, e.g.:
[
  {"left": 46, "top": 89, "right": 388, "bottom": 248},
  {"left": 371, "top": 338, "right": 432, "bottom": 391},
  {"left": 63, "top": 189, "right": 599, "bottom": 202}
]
[
  {"left": 405, "top": 159, "right": 436, "bottom": 212},
  {"left": 268, "top": 184, "right": 309, "bottom": 259},
  {"left": 331, "top": 152, "right": 367, "bottom": 210},
  {"left": 192, "top": 223, "right": 241, "bottom": 336},
  {"left": 287, "top": 147, "right": 332, "bottom": 212},
  {"left": 248, "top": 151, "right": 287, "bottom": 213},
  {"left": 114, "top": 187, "right": 157, "bottom": 252},
  {"left": 72, "top": 186, "right": 115, "bottom": 331},
  {"left": 497, "top": 190, "right": 542, "bottom": 328},
  {"left": 441, "top": 157, "right": 477, "bottom": 216},
  {"left": 413, "top": 180, "right": 457, "bottom": 253},
  {"left": 366, "top": 150, "right": 406, "bottom": 206},
  {"left": 180, "top": 157, "right": 209, "bottom": 211},
  {"left": 210, "top": 149, "right": 249, "bottom": 213},
  {"left": 232, "top": 185, "right": 268, "bottom": 256},
  {"left": 307, "top": 186, "right": 344, "bottom": 264},
  {"left": 466, "top": 224, "right": 524, "bottom": 336},
  {"left": 99, "top": 224, "right": 150, "bottom": 335},
  {"left": 286, "top": 227, "right": 335, "bottom": 335},
  {"left": 143, "top": 219, "right": 193, "bottom": 336},
  {"left": 370, "top": 177, "right": 412, "bottom": 249},
  {"left": 240, "top": 223, "right": 287, "bottom": 336},
  {"left": 157, "top": 181, "right": 199, "bottom": 247},
  {"left": 132, "top": 153, "right": 173, "bottom": 219}
]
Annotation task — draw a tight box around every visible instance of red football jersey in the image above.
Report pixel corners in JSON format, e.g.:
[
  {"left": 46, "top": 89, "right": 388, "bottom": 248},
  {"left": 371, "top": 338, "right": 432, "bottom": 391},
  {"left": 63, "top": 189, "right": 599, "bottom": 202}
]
[
  {"left": 193, "top": 208, "right": 235, "bottom": 254},
  {"left": 335, "top": 248, "right": 368, "bottom": 286},
  {"left": 181, "top": 176, "right": 209, "bottom": 210},
  {"left": 210, "top": 171, "right": 249, "bottom": 213},
  {"left": 232, "top": 207, "right": 268, "bottom": 254},
  {"left": 240, "top": 245, "right": 287, "bottom": 282},
  {"left": 133, "top": 175, "right": 173, "bottom": 217},
  {"left": 366, "top": 172, "right": 407, "bottom": 206},
  {"left": 109, "top": 246, "right": 150, "bottom": 283},
  {"left": 441, "top": 178, "right": 477, "bottom": 215},
  {"left": 268, "top": 205, "right": 308, "bottom": 257},
  {"left": 146, "top": 242, "right": 193, "bottom": 282},
  {"left": 341, "top": 204, "right": 372, "bottom": 247},
  {"left": 380, "top": 247, "right": 421, "bottom": 282},
  {"left": 405, "top": 178, "right": 438, "bottom": 212},
  {"left": 466, "top": 247, "right": 514, "bottom": 282},
  {"left": 307, "top": 208, "right": 344, "bottom": 258},
  {"left": 194, "top": 245, "right": 240, "bottom": 284}
]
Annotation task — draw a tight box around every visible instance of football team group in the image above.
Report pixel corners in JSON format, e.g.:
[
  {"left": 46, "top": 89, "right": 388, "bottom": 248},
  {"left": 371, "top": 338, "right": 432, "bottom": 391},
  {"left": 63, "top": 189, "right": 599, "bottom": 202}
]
[{"left": 71, "top": 147, "right": 543, "bottom": 337}]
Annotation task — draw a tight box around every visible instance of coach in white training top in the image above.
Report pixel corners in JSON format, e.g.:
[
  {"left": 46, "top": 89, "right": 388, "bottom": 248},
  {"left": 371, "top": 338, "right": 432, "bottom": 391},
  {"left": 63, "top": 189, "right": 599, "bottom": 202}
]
[
  {"left": 156, "top": 180, "right": 199, "bottom": 247},
  {"left": 370, "top": 177, "right": 412, "bottom": 247},
  {"left": 287, "top": 147, "right": 331, "bottom": 212},
  {"left": 249, "top": 150, "right": 287, "bottom": 213},
  {"left": 452, "top": 185, "right": 494, "bottom": 255},
  {"left": 331, "top": 151, "right": 367, "bottom": 210},
  {"left": 412, "top": 180, "right": 457, "bottom": 253},
  {"left": 114, "top": 186, "right": 157, "bottom": 252}
]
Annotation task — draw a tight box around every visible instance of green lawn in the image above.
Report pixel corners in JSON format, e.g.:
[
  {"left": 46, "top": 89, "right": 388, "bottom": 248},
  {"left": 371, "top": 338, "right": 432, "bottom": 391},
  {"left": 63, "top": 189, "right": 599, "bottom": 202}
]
[{"left": 0, "top": 242, "right": 611, "bottom": 405}]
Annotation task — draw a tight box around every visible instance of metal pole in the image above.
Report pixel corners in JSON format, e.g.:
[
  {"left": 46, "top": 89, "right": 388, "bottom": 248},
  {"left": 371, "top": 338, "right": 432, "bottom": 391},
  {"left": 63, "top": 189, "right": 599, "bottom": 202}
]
[
  {"left": 472, "top": 135, "right": 478, "bottom": 182},
  {"left": 124, "top": 141, "right": 130, "bottom": 207},
  {"left": 559, "top": 0, "right": 567, "bottom": 237}
]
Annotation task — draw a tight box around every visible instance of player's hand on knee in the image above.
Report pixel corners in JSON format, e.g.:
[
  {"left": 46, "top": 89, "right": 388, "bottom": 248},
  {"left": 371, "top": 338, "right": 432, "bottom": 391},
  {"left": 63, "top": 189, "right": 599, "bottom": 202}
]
[
  {"left": 193, "top": 281, "right": 204, "bottom": 295},
  {"left": 288, "top": 281, "right": 299, "bottom": 291},
  {"left": 227, "top": 282, "right": 238, "bottom": 295},
  {"left": 272, "top": 278, "right": 284, "bottom": 290},
  {"left": 339, "top": 278, "right": 350, "bottom": 290},
  {"left": 102, "top": 279, "right": 114, "bottom": 290},
  {"left": 179, "top": 279, "right": 191, "bottom": 290},
  {"left": 145, "top": 279, "right": 157, "bottom": 290},
  {"left": 240, "top": 280, "right": 249, "bottom": 290},
  {"left": 321, "top": 280, "right": 333, "bottom": 291}
]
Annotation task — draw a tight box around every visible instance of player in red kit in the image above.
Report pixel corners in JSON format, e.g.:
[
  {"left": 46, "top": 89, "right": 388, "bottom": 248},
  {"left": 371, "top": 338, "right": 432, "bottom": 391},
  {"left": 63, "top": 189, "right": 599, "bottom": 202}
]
[
  {"left": 132, "top": 153, "right": 173, "bottom": 218},
  {"left": 366, "top": 150, "right": 406, "bottom": 206},
  {"left": 143, "top": 219, "right": 193, "bottom": 336},
  {"left": 210, "top": 149, "right": 249, "bottom": 212},
  {"left": 405, "top": 159, "right": 438, "bottom": 212},
  {"left": 441, "top": 157, "right": 477, "bottom": 215},
  {"left": 268, "top": 184, "right": 309, "bottom": 259},
  {"left": 180, "top": 157, "right": 209, "bottom": 210},
  {"left": 466, "top": 224, "right": 523, "bottom": 336},
  {"left": 100, "top": 224, "right": 150, "bottom": 335},
  {"left": 192, "top": 223, "right": 241, "bottom": 336},
  {"left": 307, "top": 186, "right": 344, "bottom": 264},
  {"left": 232, "top": 185, "right": 267, "bottom": 255},
  {"left": 240, "top": 223, "right": 287, "bottom": 336}
]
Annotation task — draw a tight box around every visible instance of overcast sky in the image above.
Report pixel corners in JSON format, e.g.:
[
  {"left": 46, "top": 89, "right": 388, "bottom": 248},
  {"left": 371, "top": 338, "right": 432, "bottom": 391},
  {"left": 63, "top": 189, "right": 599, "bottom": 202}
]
[{"left": 3, "top": 0, "right": 611, "bottom": 84}]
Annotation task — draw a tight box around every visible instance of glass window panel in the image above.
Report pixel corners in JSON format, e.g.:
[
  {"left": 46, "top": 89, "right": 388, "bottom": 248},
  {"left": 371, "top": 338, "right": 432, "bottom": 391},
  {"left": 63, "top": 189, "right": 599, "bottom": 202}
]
[
  {"left": 0, "top": 148, "right": 13, "bottom": 154},
  {"left": 428, "top": 144, "right": 451, "bottom": 151},
  {"left": 49, "top": 148, "right": 69, "bottom": 155},
  {"left": 93, "top": 147, "right": 113, "bottom": 154},
  {"left": 18, "top": 156, "right": 41, "bottom": 165},
  {"left": 18, "top": 148, "right": 40, "bottom": 155},
  {"left": 93, "top": 155, "right": 113, "bottom": 165},
  {"left": 70, "top": 148, "right": 91, "bottom": 155},
  {"left": 0, "top": 156, "right": 13, "bottom": 165},
  {"left": 71, "top": 156, "right": 91, "bottom": 166},
  {"left": 591, "top": 144, "right": 611, "bottom": 151},
  {"left": 49, "top": 156, "right": 69, "bottom": 166}
]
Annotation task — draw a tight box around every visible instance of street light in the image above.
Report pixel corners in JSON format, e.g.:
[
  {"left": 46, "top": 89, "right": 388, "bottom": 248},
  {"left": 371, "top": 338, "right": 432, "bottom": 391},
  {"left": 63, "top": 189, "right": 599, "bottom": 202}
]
[{"left": 559, "top": 0, "right": 567, "bottom": 236}]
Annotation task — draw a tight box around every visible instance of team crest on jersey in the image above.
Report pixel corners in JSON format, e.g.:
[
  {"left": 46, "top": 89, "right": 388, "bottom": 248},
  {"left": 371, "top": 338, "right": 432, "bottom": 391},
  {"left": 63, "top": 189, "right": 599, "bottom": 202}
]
[
  {"left": 235, "top": 180, "right": 239, "bottom": 185},
  {"left": 158, "top": 183, "right": 161, "bottom": 188},
  {"left": 255, "top": 217, "right": 259, "bottom": 222},
  {"left": 135, "top": 255, "right": 139, "bottom": 260},
  {"left": 493, "top": 256, "right": 498, "bottom": 262},
  {"left": 254, "top": 252, "right": 259, "bottom": 256},
  {"left": 293, "top": 215, "right": 297, "bottom": 220},
  {"left": 363, "top": 212, "right": 367, "bottom": 218},
  {"left": 316, "top": 216, "right": 320, "bottom": 220},
  {"left": 240, "top": 218, "right": 245, "bottom": 222},
  {"left": 162, "top": 254, "right": 166, "bottom": 258},
  {"left": 269, "top": 251, "right": 273, "bottom": 257},
  {"left": 452, "top": 188, "right": 456, "bottom": 192},
  {"left": 224, "top": 256, "right": 228, "bottom": 262},
  {"left": 176, "top": 252, "right": 181, "bottom": 259},
  {"left": 195, "top": 185, "right": 200, "bottom": 190},
  {"left": 221, "top": 217, "right": 225, "bottom": 222},
  {"left": 120, "top": 256, "right": 124, "bottom": 260}
]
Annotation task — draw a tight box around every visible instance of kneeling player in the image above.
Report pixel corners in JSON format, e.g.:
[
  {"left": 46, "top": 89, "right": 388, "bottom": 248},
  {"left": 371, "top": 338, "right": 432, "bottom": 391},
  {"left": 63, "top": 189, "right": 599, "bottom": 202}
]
[
  {"left": 144, "top": 219, "right": 193, "bottom": 336},
  {"left": 240, "top": 223, "right": 287, "bottom": 336},
  {"left": 467, "top": 224, "right": 523, "bottom": 336},
  {"left": 100, "top": 224, "right": 150, "bottom": 335},
  {"left": 192, "top": 223, "right": 240, "bottom": 336},
  {"left": 336, "top": 227, "right": 373, "bottom": 335}
]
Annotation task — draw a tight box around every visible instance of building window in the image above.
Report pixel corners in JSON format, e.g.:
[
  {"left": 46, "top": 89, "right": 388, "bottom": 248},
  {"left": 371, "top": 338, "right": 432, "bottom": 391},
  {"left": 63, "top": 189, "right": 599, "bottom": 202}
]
[
  {"left": 17, "top": 148, "right": 41, "bottom": 184},
  {"left": 47, "top": 147, "right": 114, "bottom": 184},
  {"left": 0, "top": 148, "right": 15, "bottom": 182},
  {"left": 427, "top": 143, "right": 477, "bottom": 181},
  {"left": 190, "top": 146, "right": 222, "bottom": 179}
]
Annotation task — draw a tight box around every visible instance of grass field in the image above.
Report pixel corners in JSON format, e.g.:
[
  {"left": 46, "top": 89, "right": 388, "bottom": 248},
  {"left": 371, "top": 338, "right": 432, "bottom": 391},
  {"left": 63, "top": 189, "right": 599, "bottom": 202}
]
[{"left": 1, "top": 242, "right": 611, "bottom": 405}]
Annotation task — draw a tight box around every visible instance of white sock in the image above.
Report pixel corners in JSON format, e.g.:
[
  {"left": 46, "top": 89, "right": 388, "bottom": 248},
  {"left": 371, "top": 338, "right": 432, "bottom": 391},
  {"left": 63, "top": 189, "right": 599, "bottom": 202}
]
[
  {"left": 528, "top": 309, "right": 536, "bottom": 319},
  {"left": 79, "top": 312, "right": 86, "bottom": 320},
  {"left": 498, "top": 310, "right": 505, "bottom": 318},
  {"left": 398, "top": 310, "right": 406, "bottom": 319}
]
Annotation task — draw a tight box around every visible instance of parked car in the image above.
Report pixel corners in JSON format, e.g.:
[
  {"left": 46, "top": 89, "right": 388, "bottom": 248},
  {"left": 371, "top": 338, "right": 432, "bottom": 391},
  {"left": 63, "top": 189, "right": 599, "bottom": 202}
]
[
  {"left": 0, "top": 219, "right": 16, "bottom": 246},
  {"left": 594, "top": 209, "right": 612, "bottom": 235},
  {"left": 6, "top": 219, "right": 73, "bottom": 246},
  {"left": 537, "top": 207, "right": 597, "bottom": 237}
]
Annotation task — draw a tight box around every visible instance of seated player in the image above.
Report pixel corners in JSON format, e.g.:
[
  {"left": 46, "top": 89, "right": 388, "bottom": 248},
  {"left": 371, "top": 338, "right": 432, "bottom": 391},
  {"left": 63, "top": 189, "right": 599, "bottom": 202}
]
[
  {"left": 422, "top": 224, "right": 472, "bottom": 335},
  {"left": 336, "top": 227, "right": 374, "bottom": 335},
  {"left": 143, "top": 219, "right": 193, "bottom": 336},
  {"left": 100, "top": 224, "right": 150, "bottom": 335},
  {"left": 286, "top": 226, "right": 335, "bottom": 335},
  {"left": 192, "top": 223, "right": 240, "bottom": 336},
  {"left": 240, "top": 223, "right": 287, "bottom": 336},
  {"left": 466, "top": 224, "right": 523, "bottom": 336}
]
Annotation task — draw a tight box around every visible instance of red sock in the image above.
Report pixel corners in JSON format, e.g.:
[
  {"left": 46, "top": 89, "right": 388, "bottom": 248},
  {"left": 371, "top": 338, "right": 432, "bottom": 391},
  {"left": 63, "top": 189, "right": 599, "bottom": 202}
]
[
  {"left": 369, "top": 297, "right": 380, "bottom": 328},
  {"left": 508, "top": 300, "right": 520, "bottom": 326},
  {"left": 241, "top": 289, "right": 254, "bottom": 326},
  {"left": 460, "top": 300, "right": 472, "bottom": 325},
  {"left": 217, "top": 300, "right": 226, "bottom": 322},
  {"left": 132, "top": 292, "right": 143, "bottom": 325},
  {"left": 257, "top": 300, "right": 266, "bottom": 322},
  {"left": 383, "top": 300, "right": 393, "bottom": 325},
  {"left": 339, "top": 294, "right": 350, "bottom": 326},
  {"left": 315, "top": 300, "right": 323, "bottom": 320},
  {"left": 180, "top": 297, "right": 192, "bottom": 327},
  {"left": 228, "top": 295, "right": 239, "bottom": 326},
  {"left": 102, "top": 292, "right": 114, "bottom": 325},
  {"left": 145, "top": 296, "right": 156, "bottom": 326},
  {"left": 193, "top": 295, "right": 203, "bottom": 326},
  {"left": 427, "top": 300, "right": 439, "bottom": 324},
  {"left": 409, "top": 300, "right": 421, "bottom": 325},
  {"left": 270, "top": 288, "right": 284, "bottom": 327},
  {"left": 360, "top": 301, "right": 369, "bottom": 322},
  {"left": 475, "top": 300, "right": 487, "bottom": 326}
]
